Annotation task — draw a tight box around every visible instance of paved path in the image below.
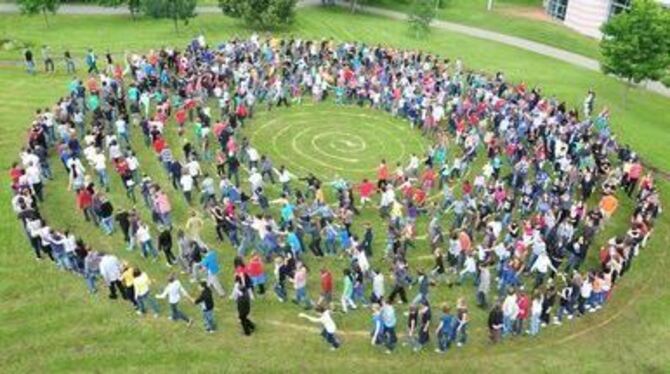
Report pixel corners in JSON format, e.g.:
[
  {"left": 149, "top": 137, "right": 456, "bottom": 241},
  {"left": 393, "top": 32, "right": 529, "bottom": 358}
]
[{"left": 1, "top": 1, "right": 668, "bottom": 97}]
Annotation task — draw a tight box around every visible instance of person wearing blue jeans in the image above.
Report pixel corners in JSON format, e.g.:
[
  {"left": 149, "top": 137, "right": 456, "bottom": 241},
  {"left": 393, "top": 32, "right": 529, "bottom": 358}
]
[
  {"left": 380, "top": 301, "right": 397, "bottom": 353},
  {"left": 156, "top": 275, "right": 193, "bottom": 325},
  {"left": 299, "top": 307, "right": 340, "bottom": 350},
  {"left": 435, "top": 304, "right": 455, "bottom": 353},
  {"left": 134, "top": 269, "right": 160, "bottom": 316},
  {"left": 193, "top": 282, "right": 216, "bottom": 332}
]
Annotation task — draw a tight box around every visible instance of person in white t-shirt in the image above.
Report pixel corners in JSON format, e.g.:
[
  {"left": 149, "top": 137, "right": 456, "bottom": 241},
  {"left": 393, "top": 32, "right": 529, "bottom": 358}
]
[
  {"left": 299, "top": 305, "right": 340, "bottom": 350},
  {"left": 156, "top": 274, "right": 193, "bottom": 324},
  {"left": 92, "top": 150, "right": 109, "bottom": 191},
  {"left": 180, "top": 172, "right": 194, "bottom": 203}
]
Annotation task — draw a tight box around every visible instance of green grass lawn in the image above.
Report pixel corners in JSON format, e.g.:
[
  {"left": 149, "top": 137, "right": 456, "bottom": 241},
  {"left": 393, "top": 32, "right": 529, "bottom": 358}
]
[
  {"left": 1, "top": 7, "right": 669, "bottom": 373},
  {"left": 367, "top": 0, "right": 602, "bottom": 60}
]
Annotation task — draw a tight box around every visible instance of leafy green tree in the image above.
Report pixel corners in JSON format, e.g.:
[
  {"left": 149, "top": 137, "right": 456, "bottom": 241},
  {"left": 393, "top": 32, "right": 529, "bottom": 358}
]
[
  {"left": 219, "top": 0, "right": 297, "bottom": 30},
  {"left": 142, "top": 0, "right": 197, "bottom": 32},
  {"left": 600, "top": 0, "right": 670, "bottom": 102},
  {"left": 98, "top": 0, "right": 141, "bottom": 20},
  {"left": 17, "top": 0, "right": 60, "bottom": 27},
  {"left": 408, "top": 0, "right": 437, "bottom": 38}
]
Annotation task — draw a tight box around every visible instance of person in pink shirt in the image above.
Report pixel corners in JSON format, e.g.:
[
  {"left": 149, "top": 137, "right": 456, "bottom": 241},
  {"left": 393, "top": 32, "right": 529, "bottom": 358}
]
[
  {"left": 152, "top": 186, "right": 172, "bottom": 228},
  {"left": 226, "top": 136, "right": 237, "bottom": 155},
  {"left": 625, "top": 160, "right": 643, "bottom": 197}
]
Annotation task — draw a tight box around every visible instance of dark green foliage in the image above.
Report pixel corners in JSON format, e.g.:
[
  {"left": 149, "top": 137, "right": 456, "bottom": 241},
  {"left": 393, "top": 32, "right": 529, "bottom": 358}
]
[{"left": 219, "top": 0, "right": 297, "bottom": 30}]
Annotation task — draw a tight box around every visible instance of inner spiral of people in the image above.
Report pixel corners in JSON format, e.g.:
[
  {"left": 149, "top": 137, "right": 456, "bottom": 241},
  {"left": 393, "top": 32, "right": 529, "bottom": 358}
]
[{"left": 14, "top": 34, "right": 659, "bottom": 351}]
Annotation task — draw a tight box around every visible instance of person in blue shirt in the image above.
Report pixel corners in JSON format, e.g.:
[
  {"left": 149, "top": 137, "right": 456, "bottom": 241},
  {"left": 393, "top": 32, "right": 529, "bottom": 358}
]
[
  {"left": 280, "top": 201, "right": 295, "bottom": 229},
  {"left": 435, "top": 303, "right": 455, "bottom": 353},
  {"left": 380, "top": 299, "right": 397, "bottom": 353},
  {"left": 200, "top": 247, "right": 225, "bottom": 297},
  {"left": 286, "top": 227, "right": 302, "bottom": 258},
  {"left": 370, "top": 304, "right": 384, "bottom": 346},
  {"left": 323, "top": 222, "right": 337, "bottom": 256}
]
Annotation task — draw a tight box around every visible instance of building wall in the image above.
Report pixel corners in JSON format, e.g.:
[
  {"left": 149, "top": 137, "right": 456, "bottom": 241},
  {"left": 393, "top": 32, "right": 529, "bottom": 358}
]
[{"left": 563, "top": 0, "right": 611, "bottom": 39}]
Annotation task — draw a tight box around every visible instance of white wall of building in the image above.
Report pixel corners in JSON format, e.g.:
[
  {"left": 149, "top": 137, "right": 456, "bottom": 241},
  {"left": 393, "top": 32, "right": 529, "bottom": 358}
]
[{"left": 563, "top": 0, "right": 611, "bottom": 39}]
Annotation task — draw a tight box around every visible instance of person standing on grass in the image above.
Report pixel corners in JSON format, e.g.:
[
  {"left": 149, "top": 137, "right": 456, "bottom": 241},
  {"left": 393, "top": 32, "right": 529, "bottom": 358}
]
[
  {"left": 247, "top": 252, "right": 266, "bottom": 296},
  {"left": 40, "top": 45, "right": 54, "bottom": 73},
  {"left": 502, "top": 288, "right": 519, "bottom": 337},
  {"left": 180, "top": 170, "right": 195, "bottom": 204},
  {"left": 200, "top": 247, "right": 226, "bottom": 297},
  {"left": 193, "top": 281, "right": 216, "bottom": 333},
  {"left": 340, "top": 268, "right": 357, "bottom": 313},
  {"left": 380, "top": 298, "right": 398, "bottom": 354},
  {"left": 86, "top": 48, "right": 98, "bottom": 74},
  {"left": 435, "top": 303, "right": 455, "bottom": 353},
  {"left": 64, "top": 50, "right": 75, "bottom": 74},
  {"left": 315, "top": 267, "right": 332, "bottom": 308},
  {"left": 24, "top": 48, "right": 35, "bottom": 74},
  {"left": 136, "top": 221, "right": 158, "bottom": 260},
  {"left": 133, "top": 268, "right": 160, "bottom": 317},
  {"left": 233, "top": 269, "right": 255, "bottom": 336},
  {"left": 528, "top": 290, "right": 543, "bottom": 336},
  {"left": 293, "top": 262, "right": 312, "bottom": 310},
  {"left": 156, "top": 274, "right": 193, "bottom": 325},
  {"left": 488, "top": 301, "right": 503, "bottom": 344},
  {"left": 455, "top": 298, "right": 469, "bottom": 347},
  {"left": 185, "top": 211, "right": 204, "bottom": 244},
  {"left": 99, "top": 252, "right": 124, "bottom": 300},
  {"left": 515, "top": 290, "right": 530, "bottom": 335},
  {"left": 158, "top": 227, "right": 177, "bottom": 267},
  {"left": 299, "top": 305, "right": 341, "bottom": 350}
]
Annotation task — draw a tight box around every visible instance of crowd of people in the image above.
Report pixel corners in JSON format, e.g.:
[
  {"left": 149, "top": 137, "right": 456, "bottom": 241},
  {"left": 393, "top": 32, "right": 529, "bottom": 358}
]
[{"left": 10, "top": 34, "right": 661, "bottom": 352}]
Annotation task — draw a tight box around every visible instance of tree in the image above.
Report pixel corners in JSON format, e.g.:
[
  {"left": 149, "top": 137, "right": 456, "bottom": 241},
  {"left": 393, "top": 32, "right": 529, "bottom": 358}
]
[
  {"left": 17, "top": 0, "right": 60, "bottom": 27},
  {"left": 408, "top": 0, "right": 436, "bottom": 38},
  {"left": 600, "top": 0, "right": 670, "bottom": 103},
  {"left": 98, "top": 0, "right": 141, "bottom": 20},
  {"left": 142, "top": 0, "right": 197, "bottom": 33},
  {"left": 219, "top": 0, "right": 297, "bottom": 30}
]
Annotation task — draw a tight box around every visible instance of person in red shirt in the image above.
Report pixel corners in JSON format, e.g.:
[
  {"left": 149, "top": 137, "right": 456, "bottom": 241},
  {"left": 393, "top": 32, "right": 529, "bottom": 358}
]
[
  {"left": 376, "top": 159, "right": 388, "bottom": 191},
  {"left": 9, "top": 162, "right": 23, "bottom": 191},
  {"left": 319, "top": 267, "right": 333, "bottom": 308},
  {"left": 412, "top": 187, "right": 427, "bottom": 207},
  {"left": 247, "top": 253, "right": 266, "bottom": 295},
  {"left": 175, "top": 107, "right": 187, "bottom": 136},
  {"left": 152, "top": 136, "right": 166, "bottom": 154},
  {"left": 421, "top": 167, "right": 436, "bottom": 192},
  {"left": 462, "top": 180, "right": 473, "bottom": 197},
  {"left": 358, "top": 178, "right": 375, "bottom": 207},
  {"left": 515, "top": 291, "right": 530, "bottom": 335},
  {"left": 76, "top": 187, "right": 94, "bottom": 222}
]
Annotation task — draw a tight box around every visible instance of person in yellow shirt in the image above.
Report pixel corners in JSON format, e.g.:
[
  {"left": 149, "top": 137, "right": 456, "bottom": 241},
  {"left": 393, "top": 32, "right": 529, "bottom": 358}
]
[
  {"left": 121, "top": 262, "right": 138, "bottom": 310},
  {"left": 133, "top": 268, "right": 160, "bottom": 317},
  {"left": 185, "top": 211, "right": 204, "bottom": 244}
]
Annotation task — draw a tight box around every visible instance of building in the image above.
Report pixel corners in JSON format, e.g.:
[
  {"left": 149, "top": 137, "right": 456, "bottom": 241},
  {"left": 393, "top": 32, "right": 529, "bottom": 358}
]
[{"left": 545, "top": 0, "right": 670, "bottom": 39}]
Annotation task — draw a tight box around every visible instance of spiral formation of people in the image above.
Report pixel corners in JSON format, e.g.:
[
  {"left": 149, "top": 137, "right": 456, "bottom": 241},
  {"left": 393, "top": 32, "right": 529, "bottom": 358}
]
[{"left": 10, "top": 34, "right": 661, "bottom": 355}]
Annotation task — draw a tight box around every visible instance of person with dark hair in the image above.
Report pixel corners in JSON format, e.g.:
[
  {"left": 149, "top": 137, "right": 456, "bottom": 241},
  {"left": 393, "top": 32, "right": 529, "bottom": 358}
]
[
  {"left": 156, "top": 274, "right": 193, "bottom": 325},
  {"left": 488, "top": 301, "right": 504, "bottom": 343},
  {"left": 299, "top": 305, "right": 340, "bottom": 350},
  {"left": 233, "top": 268, "right": 255, "bottom": 336},
  {"left": 133, "top": 268, "right": 160, "bottom": 317},
  {"left": 193, "top": 281, "right": 216, "bottom": 333},
  {"left": 158, "top": 227, "right": 176, "bottom": 266}
]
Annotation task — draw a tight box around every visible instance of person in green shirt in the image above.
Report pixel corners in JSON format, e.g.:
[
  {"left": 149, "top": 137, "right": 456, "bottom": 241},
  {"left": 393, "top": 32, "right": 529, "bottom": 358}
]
[{"left": 87, "top": 94, "right": 100, "bottom": 112}]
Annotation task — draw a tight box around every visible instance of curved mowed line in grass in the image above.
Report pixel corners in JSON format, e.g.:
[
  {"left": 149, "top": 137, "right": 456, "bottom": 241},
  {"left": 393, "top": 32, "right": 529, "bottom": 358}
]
[{"left": 247, "top": 105, "right": 427, "bottom": 180}]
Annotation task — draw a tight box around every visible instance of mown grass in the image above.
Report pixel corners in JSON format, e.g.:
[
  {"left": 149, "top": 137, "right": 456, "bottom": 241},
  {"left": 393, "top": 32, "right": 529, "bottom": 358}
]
[
  {"left": 366, "top": 0, "right": 602, "bottom": 60},
  {"left": 0, "top": 7, "right": 669, "bottom": 373}
]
